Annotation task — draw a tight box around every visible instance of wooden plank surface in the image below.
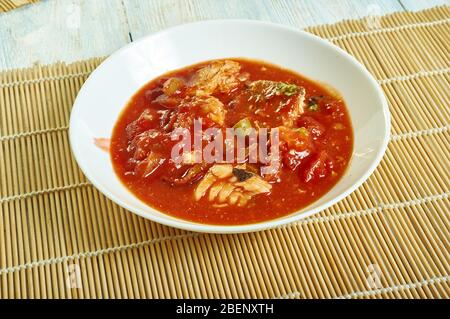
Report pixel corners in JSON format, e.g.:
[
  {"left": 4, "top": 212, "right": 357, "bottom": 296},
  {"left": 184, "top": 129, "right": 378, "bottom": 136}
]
[
  {"left": 0, "top": 0, "right": 130, "bottom": 69},
  {"left": 0, "top": 0, "right": 447, "bottom": 70},
  {"left": 122, "top": 0, "right": 404, "bottom": 39},
  {"left": 400, "top": 0, "right": 449, "bottom": 10}
]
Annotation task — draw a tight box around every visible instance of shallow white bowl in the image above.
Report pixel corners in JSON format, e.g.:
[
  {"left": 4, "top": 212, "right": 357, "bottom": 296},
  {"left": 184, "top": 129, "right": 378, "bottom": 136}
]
[{"left": 69, "top": 20, "right": 390, "bottom": 234}]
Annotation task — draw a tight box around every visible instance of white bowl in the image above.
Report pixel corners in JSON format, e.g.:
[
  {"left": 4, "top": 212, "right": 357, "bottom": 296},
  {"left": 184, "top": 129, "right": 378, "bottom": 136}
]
[{"left": 69, "top": 20, "right": 390, "bottom": 234}]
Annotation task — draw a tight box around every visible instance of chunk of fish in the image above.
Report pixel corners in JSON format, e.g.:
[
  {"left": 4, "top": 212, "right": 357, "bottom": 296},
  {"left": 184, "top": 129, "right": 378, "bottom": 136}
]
[
  {"left": 162, "top": 77, "right": 184, "bottom": 96},
  {"left": 247, "top": 80, "right": 280, "bottom": 102},
  {"left": 194, "top": 164, "right": 272, "bottom": 207},
  {"left": 134, "top": 151, "right": 165, "bottom": 178},
  {"left": 199, "top": 95, "right": 226, "bottom": 126},
  {"left": 183, "top": 95, "right": 226, "bottom": 126},
  {"left": 247, "top": 80, "right": 306, "bottom": 127},
  {"left": 192, "top": 60, "right": 241, "bottom": 95},
  {"left": 282, "top": 87, "right": 306, "bottom": 127}
]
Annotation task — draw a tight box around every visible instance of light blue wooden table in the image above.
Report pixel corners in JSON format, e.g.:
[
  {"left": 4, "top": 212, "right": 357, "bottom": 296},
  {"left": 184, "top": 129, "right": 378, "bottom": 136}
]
[{"left": 0, "top": 0, "right": 448, "bottom": 70}]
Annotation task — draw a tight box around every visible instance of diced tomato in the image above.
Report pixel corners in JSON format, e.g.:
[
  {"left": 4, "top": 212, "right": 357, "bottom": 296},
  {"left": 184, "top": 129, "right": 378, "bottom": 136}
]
[
  {"left": 172, "top": 111, "right": 194, "bottom": 129},
  {"left": 297, "top": 116, "right": 325, "bottom": 138},
  {"left": 153, "top": 94, "right": 182, "bottom": 109},
  {"left": 134, "top": 152, "right": 165, "bottom": 179},
  {"left": 158, "top": 109, "right": 177, "bottom": 131},
  {"left": 283, "top": 149, "right": 311, "bottom": 170},
  {"left": 126, "top": 109, "right": 159, "bottom": 139},
  {"left": 144, "top": 88, "right": 163, "bottom": 101},
  {"left": 279, "top": 126, "right": 311, "bottom": 151},
  {"left": 301, "top": 151, "right": 334, "bottom": 183},
  {"left": 129, "top": 130, "right": 162, "bottom": 161}
]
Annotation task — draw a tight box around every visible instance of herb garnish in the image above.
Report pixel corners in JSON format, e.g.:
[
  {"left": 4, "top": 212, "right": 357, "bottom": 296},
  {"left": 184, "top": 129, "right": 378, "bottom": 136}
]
[
  {"left": 277, "top": 83, "right": 299, "bottom": 96},
  {"left": 309, "top": 103, "right": 319, "bottom": 111},
  {"left": 308, "top": 96, "right": 321, "bottom": 111},
  {"left": 297, "top": 127, "right": 309, "bottom": 136}
]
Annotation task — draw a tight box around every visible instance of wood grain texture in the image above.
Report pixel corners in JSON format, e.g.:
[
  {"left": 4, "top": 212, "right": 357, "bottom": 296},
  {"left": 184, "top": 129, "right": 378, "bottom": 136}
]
[
  {"left": 400, "top": 0, "right": 449, "bottom": 11},
  {"left": 0, "top": 0, "right": 447, "bottom": 71},
  {"left": 0, "top": 0, "right": 130, "bottom": 70},
  {"left": 122, "top": 0, "right": 404, "bottom": 40}
]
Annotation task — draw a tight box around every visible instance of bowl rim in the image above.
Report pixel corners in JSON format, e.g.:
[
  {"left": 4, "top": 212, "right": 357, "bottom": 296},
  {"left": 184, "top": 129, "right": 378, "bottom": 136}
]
[{"left": 69, "top": 19, "right": 391, "bottom": 234}]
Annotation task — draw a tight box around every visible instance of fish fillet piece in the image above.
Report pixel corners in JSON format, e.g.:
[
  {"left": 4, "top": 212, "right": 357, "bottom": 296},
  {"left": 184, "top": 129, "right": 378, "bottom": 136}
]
[
  {"left": 194, "top": 164, "right": 272, "bottom": 207},
  {"left": 247, "top": 80, "right": 306, "bottom": 127},
  {"left": 192, "top": 60, "right": 241, "bottom": 95}
]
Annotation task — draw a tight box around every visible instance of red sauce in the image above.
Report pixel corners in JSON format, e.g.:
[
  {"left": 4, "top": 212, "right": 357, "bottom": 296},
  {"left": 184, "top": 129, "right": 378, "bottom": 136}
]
[{"left": 110, "top": 58, "right": 353, "bottom": 225}]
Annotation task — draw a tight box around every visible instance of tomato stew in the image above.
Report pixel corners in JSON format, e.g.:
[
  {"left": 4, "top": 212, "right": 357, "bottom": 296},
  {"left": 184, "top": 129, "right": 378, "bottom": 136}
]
[{"left": 111, "top": 59, "right": 353, "bottom": 225}]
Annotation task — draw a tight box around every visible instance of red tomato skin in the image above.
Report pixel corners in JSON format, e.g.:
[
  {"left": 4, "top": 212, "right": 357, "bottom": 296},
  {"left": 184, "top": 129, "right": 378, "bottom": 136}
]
[
  {"left": 297, "top": 116, "right": 325, "bottom": 138},
  {"left": 283, "top": 149, "right": 311, "bottom": 170},
  {"left": 302, "top": 151, "right": 334, "bottom": 183}
]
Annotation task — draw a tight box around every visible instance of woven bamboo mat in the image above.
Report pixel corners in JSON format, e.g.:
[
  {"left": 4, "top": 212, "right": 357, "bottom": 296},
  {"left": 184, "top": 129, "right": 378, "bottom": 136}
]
[
  {"left": 0, "top": 0, "right": 38, "bottom": 13},
  {"left": 0, "top": 6, "right": 449, "bottom": 299}
]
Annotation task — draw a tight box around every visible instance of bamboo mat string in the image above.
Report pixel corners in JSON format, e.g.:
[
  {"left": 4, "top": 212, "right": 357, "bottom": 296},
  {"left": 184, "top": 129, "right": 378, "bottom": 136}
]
[
  {"left": 0, "top": 6, "right": 449, "bottom": 299},
  {"left": 0, "top": 0, "right": 38, "bottom": 13}
]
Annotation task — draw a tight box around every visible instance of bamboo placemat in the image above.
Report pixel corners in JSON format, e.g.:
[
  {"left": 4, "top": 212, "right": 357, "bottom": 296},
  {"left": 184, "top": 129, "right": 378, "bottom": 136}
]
[
  {"left": 0, "top": 6, "right": 449, "bottom": 299},
  {"left": 0, "top": 0, "right": 38, "bottom": 13}
]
